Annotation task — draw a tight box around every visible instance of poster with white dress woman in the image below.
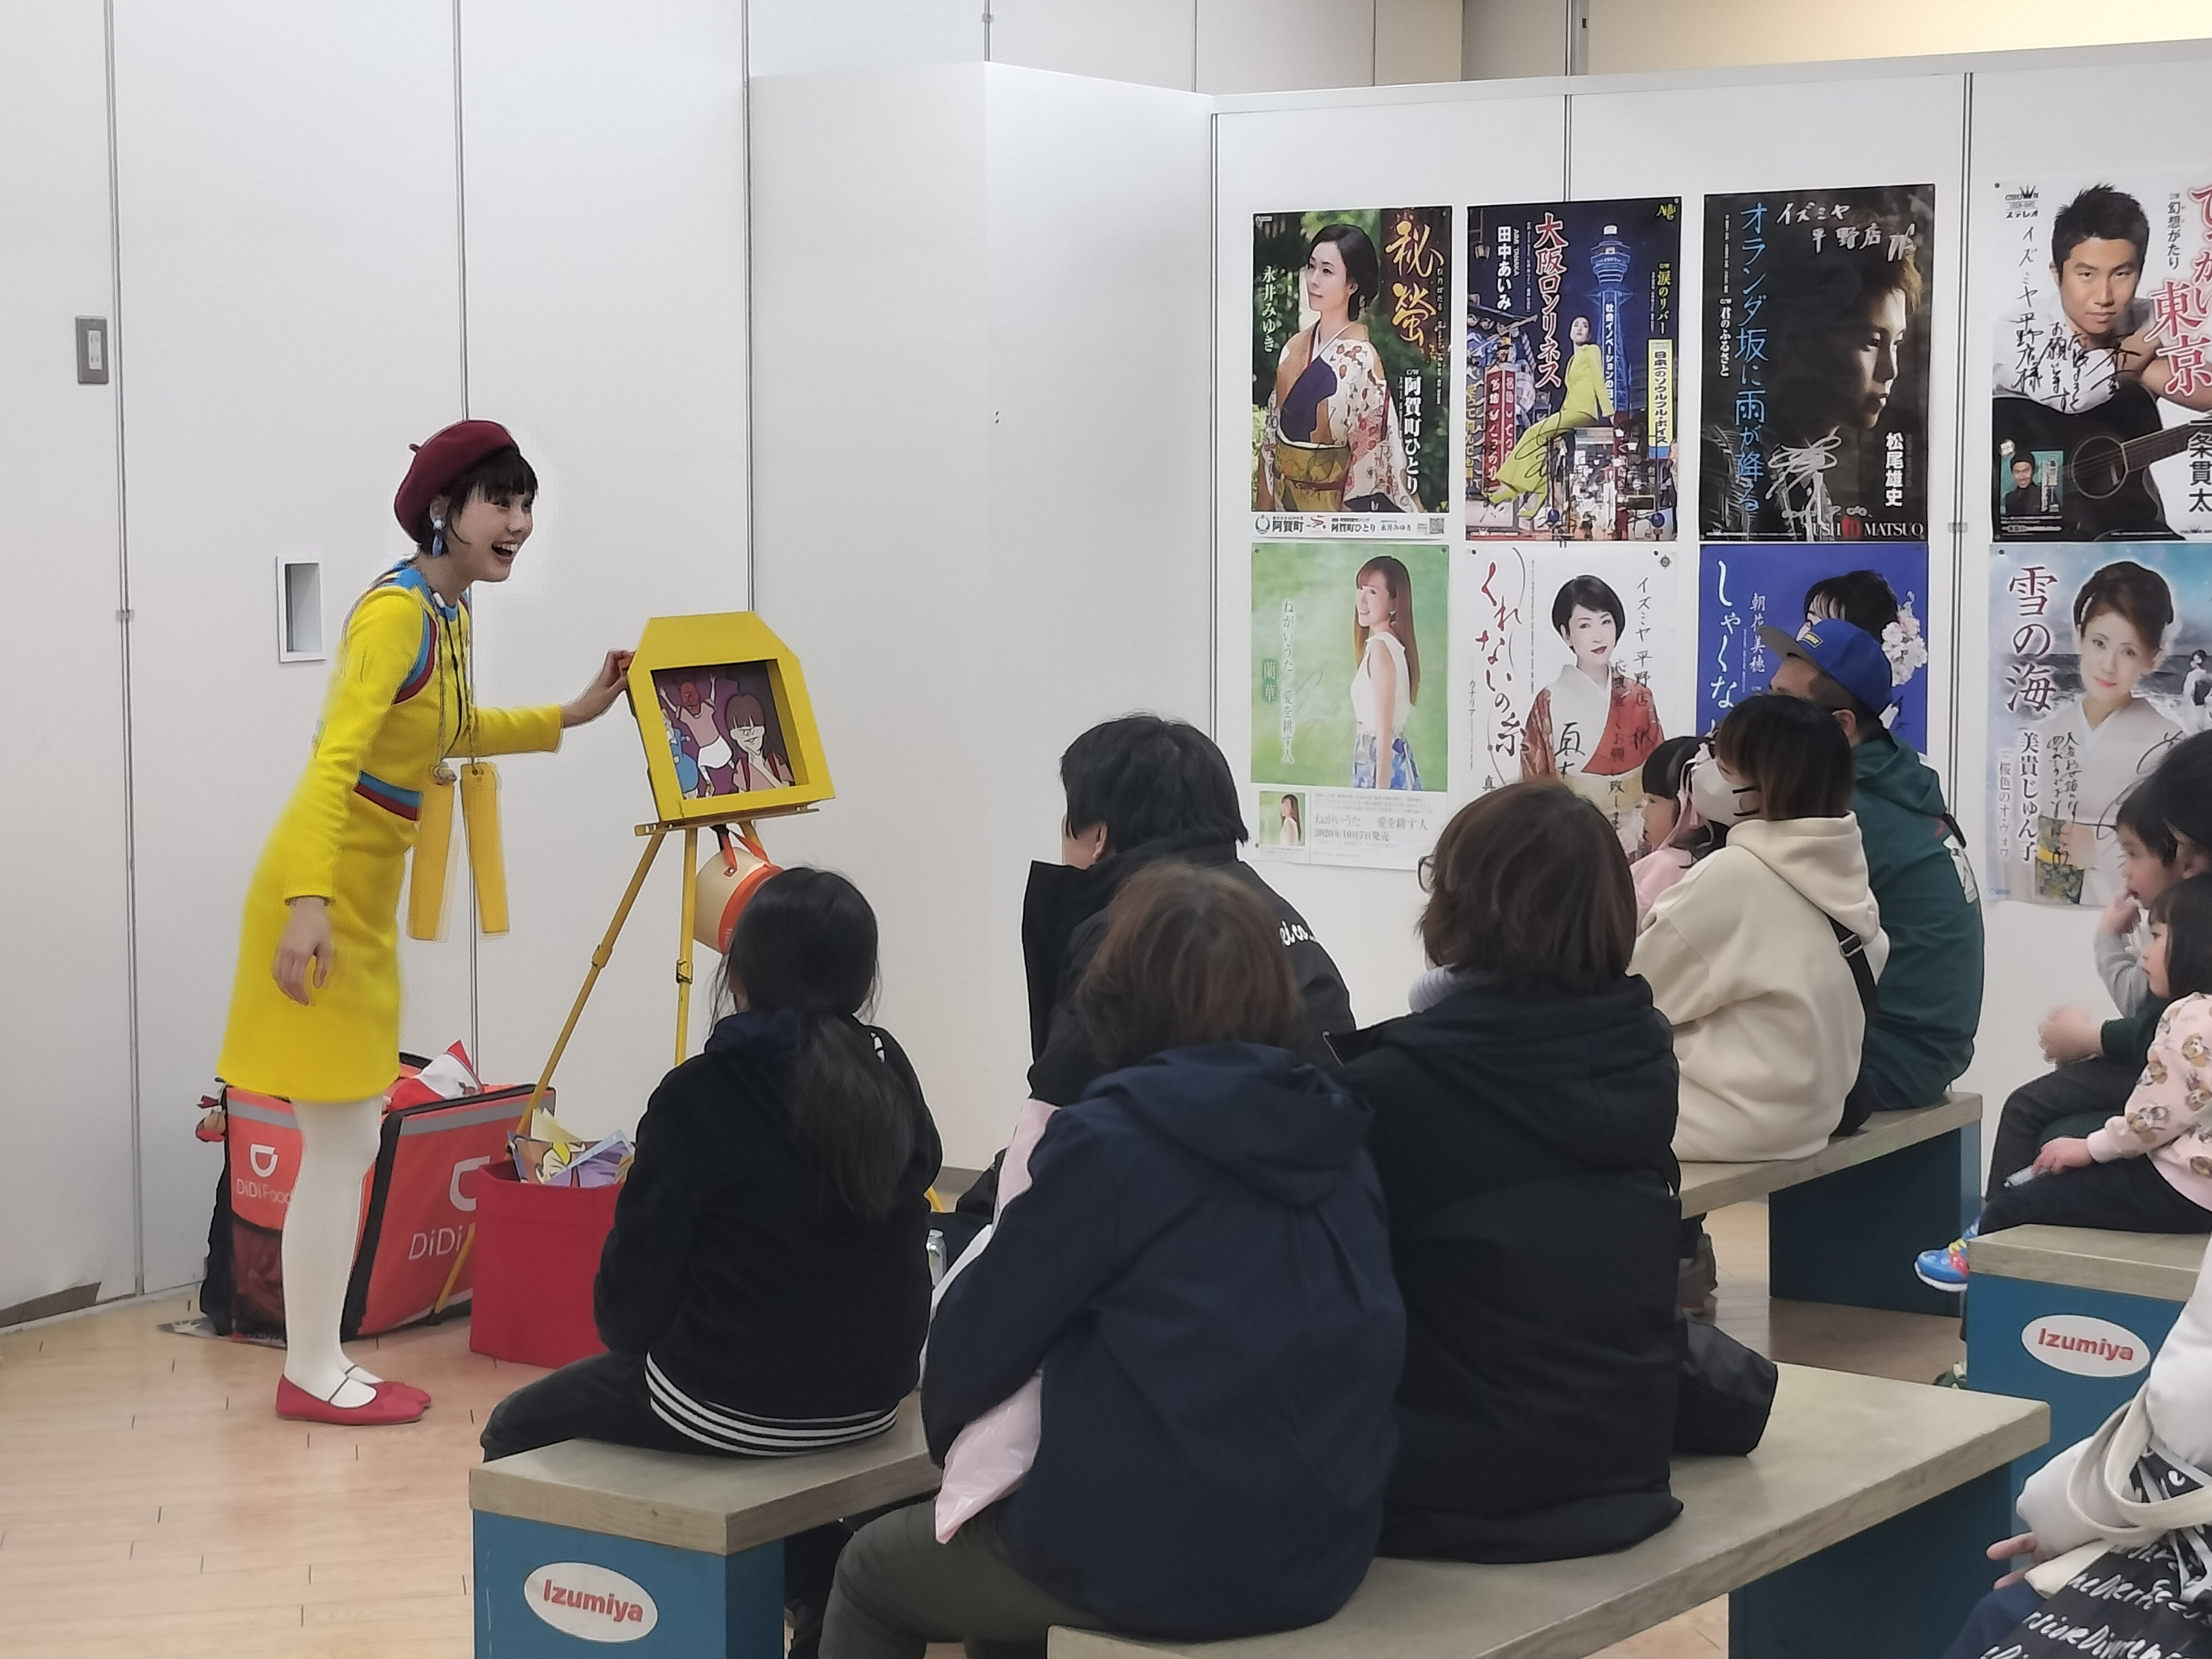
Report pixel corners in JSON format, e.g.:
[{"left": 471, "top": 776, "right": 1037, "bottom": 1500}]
[
  {"left": 1251, "top": 542, "right": 1451, "bottom": 868},
  {"left": 1988, "top": 549, "right": 2210, "bottom": 905}
]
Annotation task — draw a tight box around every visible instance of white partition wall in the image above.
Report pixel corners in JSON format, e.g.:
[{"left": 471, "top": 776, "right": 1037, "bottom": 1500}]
[
  {"left": 460, "top": 0, "right": 752, "bottom": 1138},
  {"left": 1214, "top": 89, "right": 1568, "bottom": 1025},
  {"left": 1211, "top": 42, "right": 2212, "bottom": 1163},
  {"left": 0, "top": 2, "right": 136, "bottom": 1318},
  {"left": 751, "top": 64, "right": 1212, "bottom": 1165},
  {"left": 111, "top": 0, "right": 470, "bottom": 1291}
]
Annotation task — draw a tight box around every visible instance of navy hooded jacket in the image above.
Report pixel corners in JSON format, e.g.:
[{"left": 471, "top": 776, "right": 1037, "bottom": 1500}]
[{"left": 923, "top": 1044, "right": 1405, "bottom": 1640}]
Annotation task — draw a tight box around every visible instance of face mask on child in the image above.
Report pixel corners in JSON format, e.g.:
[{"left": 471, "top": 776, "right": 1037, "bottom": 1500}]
[{"left": 1688, "top": 745, "right": 1762, "bottom": 826}]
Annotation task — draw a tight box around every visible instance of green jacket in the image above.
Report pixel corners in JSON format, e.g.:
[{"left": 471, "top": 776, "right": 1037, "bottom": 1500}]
[{"left": 1853, "top": 735, "right": 1984, "bottom": 1106}]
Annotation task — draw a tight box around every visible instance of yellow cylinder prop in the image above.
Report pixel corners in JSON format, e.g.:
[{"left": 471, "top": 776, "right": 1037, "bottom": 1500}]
[
  {"left": 460, "top": 762, "right": 509, "bottom": 936},
  {"left": 406, "top": 768, "right": 458, "bottom": 941},
  {"left": 693, "top": 833, "right": 781, "bottom": 953}
]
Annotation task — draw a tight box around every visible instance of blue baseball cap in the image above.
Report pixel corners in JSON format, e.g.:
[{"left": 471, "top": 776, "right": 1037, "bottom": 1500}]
[{"left": 1758, "top": 618, "right": 1894, "bottom": 717}]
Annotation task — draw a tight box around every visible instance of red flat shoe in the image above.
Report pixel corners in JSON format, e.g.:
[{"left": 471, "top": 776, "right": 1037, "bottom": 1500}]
[
  {"left": 276, "top": 1375, "right": 426, "bottom": 1425},
  {"left": 348, "top": 1365, "right": 430, "bottom": 1406}
]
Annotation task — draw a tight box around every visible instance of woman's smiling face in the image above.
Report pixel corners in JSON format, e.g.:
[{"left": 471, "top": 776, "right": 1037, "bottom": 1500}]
[
  {"left": 2078, "top": 606, "right": 2155, "bottom": 702},
  {"left": 1355, "top": 572, "right": 1392, "bottom": 630},
  {"left": 1562, "top": 604, "right": 1617, "bottom": 671}
]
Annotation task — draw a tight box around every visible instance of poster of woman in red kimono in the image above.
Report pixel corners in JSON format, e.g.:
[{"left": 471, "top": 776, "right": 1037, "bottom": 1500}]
[{"left": 1521, "top": 572, "right": 1666, "bottom": 844}]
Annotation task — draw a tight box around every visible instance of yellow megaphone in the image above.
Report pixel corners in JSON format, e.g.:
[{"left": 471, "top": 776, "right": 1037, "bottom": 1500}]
[{"left": 693, "top": 828, "right": 781, "bottom": 953}]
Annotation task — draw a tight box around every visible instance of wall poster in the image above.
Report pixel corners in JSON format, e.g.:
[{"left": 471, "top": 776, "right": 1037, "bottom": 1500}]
[
  {"left": 1253, "top": 207, "right": 1452, "bottom": 539},
  {"left": 1250, "top": 541, "right": 1452, "bottom": 868},
  {"left": 1701, "top": 185, "right": 1936, "bottom": 542},
  {"left": 1696, "top": 544, "right": 1934, "bottom": 752},
  {"left": 1987, "top": 544, "right": 2212, "bottom": 906},
  {"left": 1464, "top": 196, "right": 1682, "bottom": 542},
  {"left": 1992, "top": 175, "right": 2212, "bottom": 542}
]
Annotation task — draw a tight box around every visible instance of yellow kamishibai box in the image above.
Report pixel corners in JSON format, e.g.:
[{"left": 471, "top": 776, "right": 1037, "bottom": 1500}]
[{"left": 624, "top": 611, "right": 834, "bottom": 825}]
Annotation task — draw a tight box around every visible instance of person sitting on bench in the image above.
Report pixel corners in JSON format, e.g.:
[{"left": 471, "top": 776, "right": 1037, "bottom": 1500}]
[
  {"left": 479, "top": 868, "right": 942, "bottom": 1659},
  {"left": 1340, "top": 782, "right": 1683, "bottom": 1564},
  {"left": 822, "top": 863, "right": 1402, "bottom": 1659},
  {"left": 950, "top": 715, "right": 1353, "bottom": 1240},
  {"left": 1764, "top": 615, "right": 1982, "bottom": 1129},
  {"left": 1916, "top": 875, "right": 2212, "bottom": 1287},
  {"left": 1631, "top": 693, "right": 1888, "bottom": 1163}
]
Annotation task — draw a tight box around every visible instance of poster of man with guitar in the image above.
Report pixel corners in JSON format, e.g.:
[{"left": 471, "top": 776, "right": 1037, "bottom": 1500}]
[{"left": 1994, "top": 180, "right": 2212, "bottom": 541}]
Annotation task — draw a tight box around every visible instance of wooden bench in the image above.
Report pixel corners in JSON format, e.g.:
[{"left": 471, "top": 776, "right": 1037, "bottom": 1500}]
[
  {"left": 1678, "top": 1091, "right": 1982, "bottom": 1316},
  {"left": 1967, "top": 1224, "right": 2207, "bottom": 1494},
  {"left": 1050, "top": 1364, "right": 2044, "bottom": 1659},
  {"left": 470, "top": 1396, "right": 941, "bottom": 1655}
]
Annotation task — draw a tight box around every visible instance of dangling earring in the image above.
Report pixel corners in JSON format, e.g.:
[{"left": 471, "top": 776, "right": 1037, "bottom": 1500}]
[{"left": 429, "top": 510, "right": 446, "bottom": 559}]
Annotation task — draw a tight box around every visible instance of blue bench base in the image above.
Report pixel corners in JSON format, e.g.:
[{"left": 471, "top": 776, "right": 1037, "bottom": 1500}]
[
  {"left": 1769, "top": 1123, "right": 1980, "bottom": 1316},
  {"left": 1730, "top": 1464, "right": 2012, "bottom": 1658},
  {"left": 474, "top": 1511, "right": 783, "bottom": 1657},
  {"left": 1967, "top": 1271, "right": 2180, "bottom": 1500}
]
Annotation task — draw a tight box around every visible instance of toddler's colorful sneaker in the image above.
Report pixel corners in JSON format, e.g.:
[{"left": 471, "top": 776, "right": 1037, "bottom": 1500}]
[{"left": 1913, "top": 1222, "right": 1978, "bottom": 1291}]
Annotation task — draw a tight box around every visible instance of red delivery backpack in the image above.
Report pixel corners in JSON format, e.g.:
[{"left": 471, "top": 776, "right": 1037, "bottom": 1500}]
[{"left": 200, "top": 1053, "right": 550, "bottom": 1341}]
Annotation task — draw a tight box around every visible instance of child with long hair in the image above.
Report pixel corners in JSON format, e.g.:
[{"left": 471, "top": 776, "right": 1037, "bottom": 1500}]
[
  {"left": 480, "top": 867, "right": 941, "bottom": 1658},
  {"left": 1921, "top": 876, "right": 2212, "bottom": 1286}
]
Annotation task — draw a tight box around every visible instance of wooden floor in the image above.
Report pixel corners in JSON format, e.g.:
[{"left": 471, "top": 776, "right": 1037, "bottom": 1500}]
[{"left": 0, "top": 1202, "right": 1963, "bottom": 1658}]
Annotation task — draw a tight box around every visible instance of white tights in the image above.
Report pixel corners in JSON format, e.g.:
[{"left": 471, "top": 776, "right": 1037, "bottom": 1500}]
[{"left": 282, "top": 1096, "right": 387, "bottom": 1407}]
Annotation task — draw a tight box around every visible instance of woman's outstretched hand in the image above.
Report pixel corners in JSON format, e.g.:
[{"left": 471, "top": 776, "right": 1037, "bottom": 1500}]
[
  {"left": 273, "top": 896, "right": 335, "bottom": 1005},
  {"left": 562, "top": 650, "right": 636, "bottom": 728}
]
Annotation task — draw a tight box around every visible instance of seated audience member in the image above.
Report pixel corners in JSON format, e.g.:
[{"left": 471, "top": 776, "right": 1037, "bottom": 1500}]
[
  {"left": 1344, "top": 782, "right": 1681, "bottom": 1563},
  {"left": 1764, "top": 617, "right": 1982, "bottom": 1125},
  {"left": 1917, "top": 877, "right": 2212, "bottom": 1287},
  {"left": 955, "top": 716, "right": 1353, "bottom": 1227},
  {"left": 481, "top": 869, "right": 941, "bottom": 1659},
  {"left": 823, "top": 864, "right": 1403, "bottom": 1658},
  {"left": 1632, "top": 694, "right": 1888, "bottom": 1163},
  {"left": 1937, "top": 1231, "right": 2212, "bottom": 1659},
  {"left": 1958, "top": 766, "right": 2212, "bottom": 1251},
  {"left": 1630, "top": 734, "right": 1704, "bottom": 919}
]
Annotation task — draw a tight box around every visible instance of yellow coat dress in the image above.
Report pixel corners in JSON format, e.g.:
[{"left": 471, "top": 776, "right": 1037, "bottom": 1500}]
[{"left": 216, "top": 565, "right": 562, "bottom": 1102}]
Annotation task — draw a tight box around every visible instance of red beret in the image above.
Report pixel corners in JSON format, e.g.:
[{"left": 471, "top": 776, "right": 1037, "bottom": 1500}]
[{"left": 394, "top": 419, "right": 520, "bottom": 545}]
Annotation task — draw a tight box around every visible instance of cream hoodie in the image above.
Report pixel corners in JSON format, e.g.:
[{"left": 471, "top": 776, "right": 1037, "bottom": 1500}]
[{"left": 1632, "top": 815, "right": 1888, "bottom": 1163}]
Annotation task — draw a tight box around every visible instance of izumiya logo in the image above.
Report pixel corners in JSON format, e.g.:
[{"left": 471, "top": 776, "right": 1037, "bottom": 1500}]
[
  {"left": 2020, "top": 1313, "right": 2150, "bottom": 1378},
  {"left": 523, "top": 1562, "right": 659, "bottom": 1642}
]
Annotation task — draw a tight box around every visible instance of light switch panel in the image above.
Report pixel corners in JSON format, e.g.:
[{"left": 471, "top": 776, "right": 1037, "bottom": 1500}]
[{"left": 75, "top": 317, "right": 109, "bottom": 385}]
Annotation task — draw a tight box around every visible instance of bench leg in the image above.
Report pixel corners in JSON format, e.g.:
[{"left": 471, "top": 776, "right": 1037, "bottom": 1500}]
[
  {"left": 1966, "top": 1270, "right": 2182, "bottom": 1501},
  {"left": 473, "top": 1510, "right": 783, "bottom": 1656},
  {"left": 1767, "top": 1124, "right": 1979, "bottom": 1316},
  {"left": 1728, "top": 1464, "right": 2011, "bottom": 1659}
]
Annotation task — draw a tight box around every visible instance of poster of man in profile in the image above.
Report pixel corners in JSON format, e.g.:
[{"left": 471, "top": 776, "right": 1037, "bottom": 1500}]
[
  {"left": 1464, "top": 197, "right": 1681, "bottom": 542},
  {"left": 1700, "top": 185, "right": 1936, "bottom": 542},
  {"left": 1992, "top": 175, "right": 2212, "bottom": 541}
]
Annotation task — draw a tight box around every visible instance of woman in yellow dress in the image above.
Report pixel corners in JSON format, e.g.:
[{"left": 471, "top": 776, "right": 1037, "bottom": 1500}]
[
  {"left": 1489, "top": 314, "right": 1613, "bottom": 508},
  {"left": 216, "top": 420, "right": 632, "bottom": 1424}
]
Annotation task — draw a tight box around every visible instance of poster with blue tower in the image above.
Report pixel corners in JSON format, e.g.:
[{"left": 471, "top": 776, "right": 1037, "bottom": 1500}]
[{"left": 1465, "top": 196, "right": 1681, "bottom": 542}]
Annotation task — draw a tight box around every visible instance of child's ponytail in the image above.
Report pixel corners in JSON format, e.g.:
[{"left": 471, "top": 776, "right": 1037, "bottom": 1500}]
[
  {"left": 727, "top": 868, "right": 916, "bottom": 1219},
  {"left": 2151, "top": 874, "right": 2212, "bottom": 1001}
]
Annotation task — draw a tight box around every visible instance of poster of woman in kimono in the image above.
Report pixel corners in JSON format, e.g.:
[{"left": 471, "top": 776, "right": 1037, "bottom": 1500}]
[
  {"left": 1465, "top": 197, "right": 1681, "bottom": 541},
  {"left": 1701, "top": 184, "right": 1935, "bottom": 542},
  {"left": 1988, "top": 547, "right": 2209, "bottom": 905},
  {"left": 1521, "top": 573, "right": 1664, "bottom": 830},
  {"left": 1253, "top": 208, "right": 1451, "bottom": 538}
]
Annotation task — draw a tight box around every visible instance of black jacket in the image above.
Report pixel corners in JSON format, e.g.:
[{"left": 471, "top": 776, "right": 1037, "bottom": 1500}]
[
  {"left": 925, "top": 1045, "right": 1404, "bottom": 1639},
  {"left": 593, "top": 1010, "right": 942, "bottom": 1420},
  {"left": 951, "top": 838, "right": 1354, "bottom": 1229},
  {"left": 1340, "top": 977, "right": 1683, "bottom": 1563}
]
